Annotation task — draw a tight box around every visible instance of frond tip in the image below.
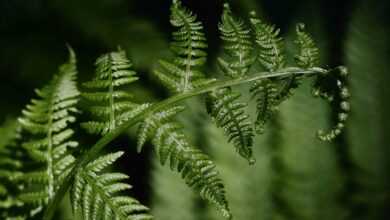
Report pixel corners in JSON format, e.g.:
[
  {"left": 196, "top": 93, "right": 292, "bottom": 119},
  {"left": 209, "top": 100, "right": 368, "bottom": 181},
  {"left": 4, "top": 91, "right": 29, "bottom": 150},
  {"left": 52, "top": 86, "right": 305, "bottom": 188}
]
[
  {"left": 218, "top": 3, "right": 255, "bottom": 78},
  {"left": 71, "top": 151, "right": 153, "bottom": 220},
  {"left": 82, "top": 49, "right": 141, "bottom": 135},
  {"left": 17, "top": 49, "right": 79, "bottom": 211},
  {"left": 295, "top": 23, "right": 320, "bottom": 68},
  {"left": 155, "top": 0, "right": 214, "bottom": 93},
  {"left": 314, "top": 67, "right": 350, "bottom": 141},
  {"left": 250, "top": 11, "right": 285, "bottom": 71}
]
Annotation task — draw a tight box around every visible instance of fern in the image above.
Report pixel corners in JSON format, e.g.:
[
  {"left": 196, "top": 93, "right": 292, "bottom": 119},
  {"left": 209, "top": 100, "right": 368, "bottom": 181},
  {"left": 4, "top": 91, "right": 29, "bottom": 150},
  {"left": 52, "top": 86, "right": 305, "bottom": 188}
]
[
  {"left": 137, "top": 106, "right": 231, "bottom": 218},
  {"left": 345, "top": 4, "right": 390, "bottom": 219},
  {"left": 249, "top": 11, "right": 285, "bottom": 134},
  {"left": 0, "top": 119, "right": 25, "bottom": 220},
  {"left": 206, "top": 88, "right": 254, "bottom": 163},
  {"left": 71, "top": 151, "right": 152, "bottom": 220},
  {"left": 206, "top": 4, "right": 255, "bottom": 163},
  {"left": 294, "top": 23, "right": 320, "bottom": 68},
  {"left": 82, "top": 49, "right": 145, "bottom": 135},
  {"left": 16, "top": 48, "right": 80, "bottom": 216},
  {"left": 154, "top": 0, "right": 214, "bottom": 93},
  {"left": 218, "top": 3, "right": 255, "bottom": 78}
]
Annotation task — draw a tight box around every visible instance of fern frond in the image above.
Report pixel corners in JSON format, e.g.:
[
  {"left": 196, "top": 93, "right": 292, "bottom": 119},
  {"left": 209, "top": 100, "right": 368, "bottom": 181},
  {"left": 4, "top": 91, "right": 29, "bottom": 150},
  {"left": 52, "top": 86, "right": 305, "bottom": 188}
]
[
  {"left": 137, "top": 106, "right": 231, "bottom": 219},
  {"left": 82, "top": 49, "right": 141, "bottom": 135},
  {"left": 71, "top": 151, "right": 152, "bottom": 220},
  {"left": 295, "top": 23, "right": 320, "bottom": 68},
  {"left": 154, "top": 0, "right": 213, "bottom": 93},
  {"left": 206, "top": 88, "right": 254, "bottom": 163},
  {"left": 249, "top": 79, "right": 279, "bottom": 134},
  {"left": 250, "top": 11, "right": 285, "bottom": 72},
  {"left": 218, "top": 3, "right": 255, "bottom": 78},
  {"left": 16, "top": 48, "right": 79, "bottom": 214}
]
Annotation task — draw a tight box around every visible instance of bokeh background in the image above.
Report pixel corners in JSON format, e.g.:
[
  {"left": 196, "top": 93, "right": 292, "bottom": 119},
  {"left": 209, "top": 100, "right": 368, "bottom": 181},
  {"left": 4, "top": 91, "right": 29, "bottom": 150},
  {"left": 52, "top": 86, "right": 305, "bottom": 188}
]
[{"left": 1, "top": 0, "right": 389, "bottom": 219}]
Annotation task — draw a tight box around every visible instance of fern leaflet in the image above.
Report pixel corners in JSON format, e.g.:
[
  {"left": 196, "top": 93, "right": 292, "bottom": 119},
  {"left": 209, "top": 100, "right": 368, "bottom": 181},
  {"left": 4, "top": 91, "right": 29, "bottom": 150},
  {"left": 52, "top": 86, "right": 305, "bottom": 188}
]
[
  {"left": 17, "top": 48, "right": 79, "bottom": 216},
  {"left": 154, "top": 0, "right": 214, "bottom": 93},
  {"left": 71, "top": 151, "right": 152, "bottom": 220},
  {"left": 137, "top": 106, "right": 231, "bottom": 219},
  {"left": 295, "top": 23, "right": 320, "bottom": 68},
  {"left": 82, "top": 49, "right": 144, "bottom": 135},
  {"left": 206, "top": 88, "right": 254, "bottom": 163},
  {"left": 218, "top": 3, "right": 255, "bottom": 78}
]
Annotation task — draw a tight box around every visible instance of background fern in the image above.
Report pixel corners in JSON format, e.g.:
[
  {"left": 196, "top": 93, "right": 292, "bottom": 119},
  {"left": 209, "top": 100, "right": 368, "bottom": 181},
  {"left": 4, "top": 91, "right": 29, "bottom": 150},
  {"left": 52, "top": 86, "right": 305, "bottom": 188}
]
[{"left": 344, "top": 2, "right": 390, "bottom": 219}]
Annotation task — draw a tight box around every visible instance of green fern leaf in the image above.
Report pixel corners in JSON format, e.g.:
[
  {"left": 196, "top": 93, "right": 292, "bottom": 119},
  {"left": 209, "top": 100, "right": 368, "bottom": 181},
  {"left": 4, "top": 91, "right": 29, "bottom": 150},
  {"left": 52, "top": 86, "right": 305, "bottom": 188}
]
[
  {"left": 250, "top": 79, "right": 279, "bottom": 134},
  {"left": 154, "top": 0, "right": 214, "bottom": 93},
  {"left": 206, "top": 88, "right": 254, "bottom": 163},
  {"left": 250, "top": 11, "right": 285, "bottom": 72},
  {"left": 137, "top": 106, "right": 231, "bottom": 219},
  {"left": 16, "top": 48, "right": 80, "bottom": 216},
  {"left": 294, "top": 23, "right": 320, "bottom": 68},
  {"left": 218, "top": 3, "right": 255, "bottom": 78},
  {"left": 71, "top": 151, "right": 152, "bottom": 220},
  {"left": 82, "top": 49, "right": 141, "bottom": 135}
]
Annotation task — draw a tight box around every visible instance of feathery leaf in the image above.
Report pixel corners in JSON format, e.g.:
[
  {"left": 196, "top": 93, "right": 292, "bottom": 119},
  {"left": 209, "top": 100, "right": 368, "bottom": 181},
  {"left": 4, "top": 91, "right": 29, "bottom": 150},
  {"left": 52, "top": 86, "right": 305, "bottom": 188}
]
[
  {"left": 71, "top": 151, "right": 153, "bottom": 220},
  {"left": 82, "top": 49, "right": 141, "bottom": 135},
  {"left": 137, "top": 106, "right": 231, "bottom": 219},
  {"left": 154, "top": 0, "right": 213, "bottom": 93},
  {"left": 16, "top": 48, "right": 79, "bottom": 217}
]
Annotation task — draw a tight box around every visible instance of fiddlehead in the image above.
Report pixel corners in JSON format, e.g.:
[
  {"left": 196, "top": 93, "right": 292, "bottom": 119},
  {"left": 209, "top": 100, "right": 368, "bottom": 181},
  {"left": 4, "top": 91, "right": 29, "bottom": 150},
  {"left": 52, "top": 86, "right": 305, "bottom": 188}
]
[{"left": 295, "top": 23, "right": 349, "bottom": 141}]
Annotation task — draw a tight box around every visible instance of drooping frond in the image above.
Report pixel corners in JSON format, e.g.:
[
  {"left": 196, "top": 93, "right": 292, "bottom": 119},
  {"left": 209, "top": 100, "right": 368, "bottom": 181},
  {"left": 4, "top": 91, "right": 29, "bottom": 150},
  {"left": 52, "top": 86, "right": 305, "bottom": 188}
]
[
  {"left": 313, "top": 67, "right": 350, "bottom": 141},
  {"left": 154, "top": 0, "right": 214, "bottom": 93},
  {"left": 295, "top": 23, "right": 320, "bottom": 68},
  {"left": 82, "top": 49, "right": 147, "bottom": 135},
  {"left": 206, "top": 88, "right": 254, "bottom": 163},
  {"left": 218, "top": 3, "right": 255, "bottom": 78},
  {"left": 71, "top": 151, "right": 152, "bottom": 220},
  {"left": 250, "top": 79, "right": 279, "bottom": 134},
  {"left": 250, "top": 11, "right": 285, "bottom": 72},
  {"left": 16, "top": 48, "right": 79, "bottom": 214},
  {"left": 137, "top": 106, "right": 231, "bottom": 219}
]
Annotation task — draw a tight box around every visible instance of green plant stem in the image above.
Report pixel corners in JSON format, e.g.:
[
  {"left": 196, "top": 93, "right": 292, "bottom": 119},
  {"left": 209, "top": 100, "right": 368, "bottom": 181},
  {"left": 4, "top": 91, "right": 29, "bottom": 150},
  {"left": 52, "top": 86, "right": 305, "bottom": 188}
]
[{"left": 43, "top": 67, "right": 330, "bottom": 220}]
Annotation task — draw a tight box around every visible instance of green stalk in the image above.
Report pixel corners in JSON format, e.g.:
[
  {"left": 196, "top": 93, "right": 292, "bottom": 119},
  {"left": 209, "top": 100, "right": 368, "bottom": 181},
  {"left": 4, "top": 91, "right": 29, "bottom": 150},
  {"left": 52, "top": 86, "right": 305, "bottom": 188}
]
[{"left": 43, "top": 67, "right": 331, "bottom": 220}]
